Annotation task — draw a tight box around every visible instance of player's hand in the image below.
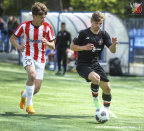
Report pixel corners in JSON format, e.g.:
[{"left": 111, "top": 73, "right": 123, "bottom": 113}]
[
  {"left": 41, "top": 37, "right": 48, "bottom": 45},
  {"left": 112, "top": 37, "right": 119, "bottom": 45},
  {"left": 18, "top": 44, "right": 26, "bottom": 52},
  {"left": 84, "top": 43, "right": 94, "bottom": 50}
]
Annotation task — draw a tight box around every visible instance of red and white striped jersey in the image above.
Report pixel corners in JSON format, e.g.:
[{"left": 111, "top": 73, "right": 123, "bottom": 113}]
[{"left": 14, "top": 21, "right": 55, "bottom": 63}]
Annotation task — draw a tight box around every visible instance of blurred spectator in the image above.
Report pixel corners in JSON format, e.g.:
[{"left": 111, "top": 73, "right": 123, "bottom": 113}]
[
  {"left": 0, "top": 17, "right": 7, "bottom": 52},
  {"left": 11, "top": 17, "right": 19, "bottom": 29},
  {"left": 68, "top": 6, "right": 73, "bottom": 12},
  {"left": 70, "top": 51, "right": 77, "bottom": 72},
  {"left": 63, "top": 9, "right": 68, "bottom": 12},
  {"left": 67, "top": 48, "right": 74, "bottom": 70},
  {"left": 48, "top": 50, "right": 56, "bottom": 63},
  {"left": 47, "top": 50, "right": 56, "bottom": 71},
  {"left": 7, "top": 16, "right": 13, "bottom": 37},
  {"left": 67, "top": 50, "right": 77, "bottom": 72},
  {"left": 8, "top": 16, "right": 13, "bottom": 30},
  {"left": 0, "top": 17, "right": 7, "bottom": 35},
  {"left": 8, "top": 17, "right": 19, "bottom": 53},
  {"left": 55, "top": 22, "right": 71, "bottom": 75}
]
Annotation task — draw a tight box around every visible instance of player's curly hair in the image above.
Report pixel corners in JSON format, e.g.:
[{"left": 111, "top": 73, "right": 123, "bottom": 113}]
[
  {"left": 31, "top": 2, "right": 48, "bottom": 16},
  {"left": 91, "top": 11, "right": 105, "bottom": 22}
]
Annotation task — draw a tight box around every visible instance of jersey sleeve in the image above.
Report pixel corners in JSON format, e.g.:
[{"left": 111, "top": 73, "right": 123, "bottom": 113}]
[
  {"left": 46, "top": 25, "right": 56, "bottom": 42},
  {"left": 72, "top": 31, "right": 85, "bottom": 45},
  {"left": 103, "top": 31, "right": 112, "bottom": 48},
  {"left": 13, "top": 23, "right": 24, "bottom": 37}
]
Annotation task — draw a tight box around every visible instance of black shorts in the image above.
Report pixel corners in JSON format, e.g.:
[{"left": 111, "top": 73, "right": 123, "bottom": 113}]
[{"left": 76, "top": 62, "right": 109, "bottom": 82}]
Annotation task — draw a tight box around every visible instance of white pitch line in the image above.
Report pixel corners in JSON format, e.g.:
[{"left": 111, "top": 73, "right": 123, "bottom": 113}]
[
  {"left": 45, "top": 75, "right": 85, "bottom": 82},
  {"left": 1, "top": 67, "right": 144, "bottom": 91},
  {"left": 111, "top": 84, "right": 144, "bottom": 91},
  {"left": 0, "top": 67, "right": 25, "bottom": 73}
]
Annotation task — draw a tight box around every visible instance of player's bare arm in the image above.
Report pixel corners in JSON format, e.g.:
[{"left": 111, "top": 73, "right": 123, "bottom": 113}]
[
  {"left": 10, "top": 34, "right": 26, "bottom": 52},
  {"left": 41, "top": 37, "right": 55, "bottom": 50},
  {"left": 109, "top": 37, "right": 119, "bottom": 53},
  {"left": 71, "top": 42, "right": 94, "bottom": 51}
]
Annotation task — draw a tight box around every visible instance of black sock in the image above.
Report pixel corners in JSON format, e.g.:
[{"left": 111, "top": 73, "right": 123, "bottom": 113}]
[
  {"left": 91, "top": 83, "right": 99, "bottom": 99},
  {"left": 102, "top": 93, "right": 112, "bottom": 109}
]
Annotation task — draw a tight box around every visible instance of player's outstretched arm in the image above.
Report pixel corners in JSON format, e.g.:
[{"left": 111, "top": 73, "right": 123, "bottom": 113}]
[
  {"left": 109, "top": 37, "right": 119, "bottom": 53},
  {"left": 10, "top": 34, "right": 26, "bottom": 52},
  {"left": 70, "top": 42, "right": 94, "bottom": 51},
  {"left": 41, "top": 37, "right": 55, "bottom": 50}
]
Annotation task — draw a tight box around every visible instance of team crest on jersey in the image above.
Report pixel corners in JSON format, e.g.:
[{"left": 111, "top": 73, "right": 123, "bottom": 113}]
[
  {"left": 98, "top": 39, "right": 103, "bottom": 45},
  {"left": 26, "top": 59, "right": 32, "bottom": 65}
]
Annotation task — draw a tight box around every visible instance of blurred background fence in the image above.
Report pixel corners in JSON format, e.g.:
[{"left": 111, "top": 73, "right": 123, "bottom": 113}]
[{"left": 0, "top": 12, "right": 144, "bottom": 75}]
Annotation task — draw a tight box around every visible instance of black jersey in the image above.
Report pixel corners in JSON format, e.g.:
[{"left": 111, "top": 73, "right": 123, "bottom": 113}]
[
  {"left": 72, "top": 28, "right": 112, "bottom": 65},
  {"left": 55, "top": 30, "right": 71, "bottom": 51}
]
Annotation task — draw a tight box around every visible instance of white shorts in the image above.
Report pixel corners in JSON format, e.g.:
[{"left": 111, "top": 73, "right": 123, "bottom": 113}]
[{"left": 22, "top": 56, "right": 45, "bottom": 80}]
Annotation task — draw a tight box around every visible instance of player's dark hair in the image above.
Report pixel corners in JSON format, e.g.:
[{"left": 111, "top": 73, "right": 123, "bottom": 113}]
[
  {"left": 31, "top": 2, "right": 48, "bottom": 16},
  {"left": 61, "top": 22, "right": 65, "bottom": 25},
  {"left": 91, "top": 11, "right": 105, "bottom": 22}
]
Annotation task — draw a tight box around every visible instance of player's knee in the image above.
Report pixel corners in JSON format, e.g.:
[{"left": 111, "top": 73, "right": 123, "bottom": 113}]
[
  {"left": 91, "top": 74, "right": 100, "bottom": 85},
  {"left": 29, "top": 72, "right": 36, "bottom": 82},
  {"left": 103, "top": 86, "right": 111, "bottom": 94}
]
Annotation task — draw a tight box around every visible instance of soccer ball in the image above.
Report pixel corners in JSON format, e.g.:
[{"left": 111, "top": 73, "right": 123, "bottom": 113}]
[
  {"left": 49, "top": 64, "right": 55, "bottom": 71},
  {"left": 94, "top": 107, "right": 110, "bottom": 123}
]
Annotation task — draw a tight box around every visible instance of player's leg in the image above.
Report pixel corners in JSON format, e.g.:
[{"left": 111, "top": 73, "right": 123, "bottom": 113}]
[
  {"left": 25, "top": 65, "right": 36, "bottom": 114},
  {"left": 63, "top": 51, "right": 67, "bottom": 75},
  {"left": 76, "top": 66, "right": 102, "bottom": 109},
  {"left": 88, "top": 72, "right": 102, "bottom": 109},
  {"left": 20, "top": 67, "right": 40, "bottom": 109},
  {"left": 20, "top": 57, "right": 35, "bottom": 112},
  {"left": 99, "top": 81, "right": 111, "bottom": 110},
  {"left": 33, "top": 60, "right": 45, "bottom": 94},
  {"left": 100, "top": 81, "right": 117, "bottom": 118},
  {"left": 88, "top": 71, "right": 100, "bottom": 85},
  {"left": 56, "top": 50, "right": 62, "bottom": 75},
  {"left": 34, "top": 79, "right": 42, "bottom": 94}
]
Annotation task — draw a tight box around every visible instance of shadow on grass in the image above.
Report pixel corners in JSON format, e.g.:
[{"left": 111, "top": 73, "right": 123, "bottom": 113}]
[{"left": 0, "top": 112, "right": 94, "bottom": 119}]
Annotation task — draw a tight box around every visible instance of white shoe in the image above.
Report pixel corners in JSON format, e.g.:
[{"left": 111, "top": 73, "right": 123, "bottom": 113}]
[
  {"left": 109, "top": 110, "right": 117, "bottom": 118},
  {"left": 94, "top": 98, "right": 103, "bottom": 109}
]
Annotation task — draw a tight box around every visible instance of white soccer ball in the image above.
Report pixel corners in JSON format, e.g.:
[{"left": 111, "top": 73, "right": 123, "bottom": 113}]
[
  {"left": 94, "top": 107, "right": 110, "bottom": 123},
  {"left": 49, "top": 64, "right": 55, "bottom": 71}
]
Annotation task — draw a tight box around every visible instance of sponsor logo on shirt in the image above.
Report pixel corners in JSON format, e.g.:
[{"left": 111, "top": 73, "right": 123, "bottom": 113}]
[
  {"left": 98, "top": 39, "right": 103, "bottom": 45},
  {"left": 92, "top": 47, "right": 101, "bottom": 52},
  {"left": 64, "top": 32, "right": 67, "bottom": 35},
  {"left": 26, "top": 38, "right": 42, "bottom": 43},
  {"left": 86, "top": 37, "right": 90, "bottom": 39}
]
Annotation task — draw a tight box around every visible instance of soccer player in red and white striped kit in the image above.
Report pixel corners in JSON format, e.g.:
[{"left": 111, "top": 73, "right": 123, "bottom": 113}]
[{"left": 10, "top": 2, "right": 55, "bottom": 114}]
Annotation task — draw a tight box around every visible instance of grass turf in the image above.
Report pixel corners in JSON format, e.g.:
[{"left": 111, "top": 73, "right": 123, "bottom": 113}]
[{"left": 0, "top": 62, "right": 144, "bottom": 131}]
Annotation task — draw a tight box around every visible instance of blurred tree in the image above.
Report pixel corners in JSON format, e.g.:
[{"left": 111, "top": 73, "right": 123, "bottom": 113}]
[
  {"left": 2, "top": 0, "right": 144, "bottom": 18},
  {"left": 3, "top": 0, "right": 64, "bottom": 15},
  {"left": 0, "top": 0, "right": 4, "bottom": 16},
  {"left": 70, "top": 0, "right": 144, "bottom": 19},
  {"left": 47, "top": 0, "right": 63, "bottom": 11},
  {"left": 62, "top": 0, "right": 70, "bottom": 11}
]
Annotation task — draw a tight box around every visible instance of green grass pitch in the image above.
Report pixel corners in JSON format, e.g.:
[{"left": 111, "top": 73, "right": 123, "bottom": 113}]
[{"left": 0, "top": 62, "right": 144, "bottom": 131}]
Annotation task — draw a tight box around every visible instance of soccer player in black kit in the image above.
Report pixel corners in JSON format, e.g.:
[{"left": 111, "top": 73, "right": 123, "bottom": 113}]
[
  {"left": 71, "top": 11, "right": 119, "bottom": 118},
  {"left": 55, "top": 22, "right": 71, "bottom": 75}
]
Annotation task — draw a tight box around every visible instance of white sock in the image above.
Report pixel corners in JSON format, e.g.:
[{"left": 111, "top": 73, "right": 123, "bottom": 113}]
[
  {"left": 26, "top": 85, "right": 34, "bottom": 106},
  {"left": 22, "top": 91, "right": 26, "bottom": 98},
  {"left": 104, "top": 106, "right": 110, "bottom": 110},
  {"left": 93, "top": 97, "right": 99, "bottom": 101}
]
